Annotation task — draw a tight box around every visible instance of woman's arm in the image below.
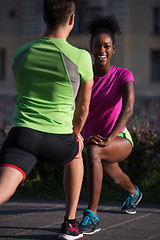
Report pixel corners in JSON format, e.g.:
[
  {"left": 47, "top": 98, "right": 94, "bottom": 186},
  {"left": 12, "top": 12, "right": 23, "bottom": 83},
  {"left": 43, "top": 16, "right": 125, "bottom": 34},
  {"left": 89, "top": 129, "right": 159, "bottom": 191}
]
[
  {"left": 106, "top": 81, "right": 135, "bottom": 142},
  {"left": 87, "top": 81, "right": 135, "bottom": 147}
]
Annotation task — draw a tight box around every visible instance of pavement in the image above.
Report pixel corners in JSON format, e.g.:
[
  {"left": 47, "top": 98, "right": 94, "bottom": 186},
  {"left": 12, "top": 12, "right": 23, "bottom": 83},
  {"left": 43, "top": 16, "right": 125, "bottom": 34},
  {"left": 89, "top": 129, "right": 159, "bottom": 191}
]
[{"left": 0, "top": 199, "right": 160, "bottom": 240}]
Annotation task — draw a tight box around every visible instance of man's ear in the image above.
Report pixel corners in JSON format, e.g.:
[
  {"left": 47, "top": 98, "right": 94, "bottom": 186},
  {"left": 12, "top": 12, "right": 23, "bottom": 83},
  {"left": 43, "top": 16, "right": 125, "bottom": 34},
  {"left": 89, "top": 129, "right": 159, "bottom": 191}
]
[
  {"left": 43, "top": 15, "right": 47, "bottom": 23},
  {"left": 69, "top": 13, "right": 75, "bottom": 26}
]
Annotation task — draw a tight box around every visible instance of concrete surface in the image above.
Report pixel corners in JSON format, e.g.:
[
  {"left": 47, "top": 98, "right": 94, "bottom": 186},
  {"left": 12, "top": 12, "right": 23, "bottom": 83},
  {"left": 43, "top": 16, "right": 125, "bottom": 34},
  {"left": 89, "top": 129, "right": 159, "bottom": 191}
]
[{"left": 0, "top": 199, "right": 160, "bottom": 240}]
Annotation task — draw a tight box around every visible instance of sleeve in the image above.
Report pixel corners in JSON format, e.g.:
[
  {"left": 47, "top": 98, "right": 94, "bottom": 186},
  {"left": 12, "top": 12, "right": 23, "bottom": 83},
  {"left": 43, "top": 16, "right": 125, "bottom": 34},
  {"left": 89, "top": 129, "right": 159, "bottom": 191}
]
[
  {"left": 78, "top": 50, "right": 93, "bottom": 82},
  {"left": 120, "top": 68, "right": 135, "bottom": 87},
  {"left": 12, "top": 41, "right": 34, "bottom": 75}
]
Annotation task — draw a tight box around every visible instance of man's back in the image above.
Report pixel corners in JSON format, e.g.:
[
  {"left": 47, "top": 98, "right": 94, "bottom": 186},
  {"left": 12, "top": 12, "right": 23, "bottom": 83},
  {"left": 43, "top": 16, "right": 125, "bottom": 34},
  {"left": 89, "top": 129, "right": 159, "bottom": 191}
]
[{"left": 12, "top": 37, "right": 93, "bottom": 134}]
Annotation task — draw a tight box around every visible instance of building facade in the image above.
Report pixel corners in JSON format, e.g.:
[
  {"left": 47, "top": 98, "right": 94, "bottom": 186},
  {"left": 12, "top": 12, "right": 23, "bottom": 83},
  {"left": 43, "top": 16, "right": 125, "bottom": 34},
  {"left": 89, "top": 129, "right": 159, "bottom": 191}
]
[{"left": 0, "top": 0, "right": 160, "bottom": 96}]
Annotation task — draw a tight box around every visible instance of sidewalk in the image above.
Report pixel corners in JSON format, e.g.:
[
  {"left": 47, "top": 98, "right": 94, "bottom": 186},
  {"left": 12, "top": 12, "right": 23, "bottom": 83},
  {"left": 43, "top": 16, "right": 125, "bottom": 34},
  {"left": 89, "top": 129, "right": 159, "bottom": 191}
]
[{"left": 0, "top": 199, "right": 160, "bottom": 240}]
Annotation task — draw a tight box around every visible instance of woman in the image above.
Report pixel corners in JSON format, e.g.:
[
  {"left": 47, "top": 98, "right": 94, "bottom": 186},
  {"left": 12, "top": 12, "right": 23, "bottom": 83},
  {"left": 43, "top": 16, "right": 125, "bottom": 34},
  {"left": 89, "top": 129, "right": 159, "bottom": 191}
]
[{"left": 80, "top": 15, "right": 142, "bottom": 235}]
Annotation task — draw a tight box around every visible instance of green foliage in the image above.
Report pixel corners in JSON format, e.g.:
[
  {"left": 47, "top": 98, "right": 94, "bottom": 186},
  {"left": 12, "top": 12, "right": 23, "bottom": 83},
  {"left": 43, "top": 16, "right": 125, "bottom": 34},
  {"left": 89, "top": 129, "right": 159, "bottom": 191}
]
[
  {"left": 0, "top": 100, "right": 160, "bottom": 203},
  {"left": 120, "top": 102, "right": 160, "bottom": 203},
  {"left": 15, "top": 162, "right": 65, "bottom": 200}
]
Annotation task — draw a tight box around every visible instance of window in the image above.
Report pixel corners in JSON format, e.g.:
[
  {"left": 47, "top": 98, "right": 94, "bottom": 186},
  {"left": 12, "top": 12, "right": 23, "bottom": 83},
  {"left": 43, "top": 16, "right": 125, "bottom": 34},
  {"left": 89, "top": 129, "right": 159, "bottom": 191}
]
[
  {"left": 152, "top": 50, "right": 160, "bottom": 83},
  {"left": 0, "top": 49, "right": 6, "bottom": 81},
  {"left": 21, "top": 0, "right": 42, "bottom": 35},
  {"left": 152, "top": 8, "right": 160, "bottom": 34}
]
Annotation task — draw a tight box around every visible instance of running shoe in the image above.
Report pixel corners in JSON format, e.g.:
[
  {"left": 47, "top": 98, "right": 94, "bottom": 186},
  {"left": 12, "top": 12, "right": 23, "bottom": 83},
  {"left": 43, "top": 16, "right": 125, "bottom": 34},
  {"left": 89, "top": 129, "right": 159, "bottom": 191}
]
[
  {"left": 59, "top": 219, "right": 83, "bottom": 240},
  {"left": 121, "top": 185, "right": 143, "bottom": 214},
  {"left": 80, "top": 209, "right": 101, "bottom": 235}
]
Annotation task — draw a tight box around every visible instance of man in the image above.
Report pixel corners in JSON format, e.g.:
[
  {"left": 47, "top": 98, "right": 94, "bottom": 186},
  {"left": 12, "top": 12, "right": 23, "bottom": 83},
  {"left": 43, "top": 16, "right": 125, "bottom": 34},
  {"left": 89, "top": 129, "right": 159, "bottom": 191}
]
[{"left": 0, "top": 0, "right": 93, "bottom": 239}]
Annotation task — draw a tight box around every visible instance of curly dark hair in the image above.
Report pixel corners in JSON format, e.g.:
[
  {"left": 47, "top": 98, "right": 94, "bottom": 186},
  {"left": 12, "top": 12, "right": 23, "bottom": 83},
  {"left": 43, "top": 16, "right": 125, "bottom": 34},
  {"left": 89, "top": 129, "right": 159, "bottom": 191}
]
[
  {"left": 87, "top": 15, "right": 121, "bottom": 49},
  {"left": 43, "top": 0, "right": 76, "bottom": 30}
]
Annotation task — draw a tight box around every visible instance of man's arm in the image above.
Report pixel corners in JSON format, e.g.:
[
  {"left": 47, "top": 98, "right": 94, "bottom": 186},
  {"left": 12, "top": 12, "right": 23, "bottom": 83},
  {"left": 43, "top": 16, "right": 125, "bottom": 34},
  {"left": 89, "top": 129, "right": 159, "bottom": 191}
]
[{"left": 72, "top": 79, "right": 93, "bottom": 134}]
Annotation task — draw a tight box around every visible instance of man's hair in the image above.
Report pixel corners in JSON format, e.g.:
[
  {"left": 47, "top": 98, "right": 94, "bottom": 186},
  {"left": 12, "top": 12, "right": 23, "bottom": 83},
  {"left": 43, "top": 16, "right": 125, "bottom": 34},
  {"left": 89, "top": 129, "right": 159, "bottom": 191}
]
[{"left": 43, "top": 0, "right": 76, "bottom": 30}]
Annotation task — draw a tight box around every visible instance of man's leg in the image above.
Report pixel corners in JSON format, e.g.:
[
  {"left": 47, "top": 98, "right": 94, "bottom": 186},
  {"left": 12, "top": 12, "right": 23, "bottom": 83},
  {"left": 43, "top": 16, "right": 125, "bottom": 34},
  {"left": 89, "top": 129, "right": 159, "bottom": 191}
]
[
  {"left": 0, "top": 167, "right": 24, "bottom": 205},
  {"left": 63, "top": 135, "right": 84, "bottom": 220}
]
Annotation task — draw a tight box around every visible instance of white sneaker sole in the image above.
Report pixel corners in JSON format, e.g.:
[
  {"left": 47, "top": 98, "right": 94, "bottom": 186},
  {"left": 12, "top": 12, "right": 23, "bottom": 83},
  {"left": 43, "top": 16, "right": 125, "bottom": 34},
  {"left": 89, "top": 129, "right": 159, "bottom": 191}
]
[
  {"left": 58, "top": 233, "right": 83, "bottom": 240},
  {"left": 83, "top": 227, "right": 101, "bottom": 235},
  {"left": 122, "top": 209, "right": 136, "bottom": 214},
  {"left": 121, "top": 193, "right": 143, "bottom": 214}
]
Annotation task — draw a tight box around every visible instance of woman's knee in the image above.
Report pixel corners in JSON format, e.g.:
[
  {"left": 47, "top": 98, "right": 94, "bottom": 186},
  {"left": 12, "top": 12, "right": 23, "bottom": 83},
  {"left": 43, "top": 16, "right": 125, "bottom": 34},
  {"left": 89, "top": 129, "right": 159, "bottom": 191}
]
[
  {"left": 111, "top": 176, "right": 123, "bottom": 186},
  {"left": 86, "top": 145, "right": 101, "bottom": 165},
  {"left": 107, "top": 170, "right": 127, "bottom": 186}
]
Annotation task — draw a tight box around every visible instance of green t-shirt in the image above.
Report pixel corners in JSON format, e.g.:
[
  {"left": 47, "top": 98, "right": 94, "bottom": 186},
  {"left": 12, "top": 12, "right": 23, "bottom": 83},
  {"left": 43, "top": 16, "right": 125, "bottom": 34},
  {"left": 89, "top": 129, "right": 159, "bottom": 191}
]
[{"left": 12, "top": 37, "right": 93, "bottom": 134}]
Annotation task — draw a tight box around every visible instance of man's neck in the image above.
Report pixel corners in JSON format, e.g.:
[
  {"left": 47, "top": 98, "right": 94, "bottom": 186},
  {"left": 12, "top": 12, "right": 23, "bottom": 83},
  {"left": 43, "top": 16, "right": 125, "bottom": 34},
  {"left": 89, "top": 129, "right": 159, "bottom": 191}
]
[{"left": 43, "top": 27, "right": 69, "bottom": 39}]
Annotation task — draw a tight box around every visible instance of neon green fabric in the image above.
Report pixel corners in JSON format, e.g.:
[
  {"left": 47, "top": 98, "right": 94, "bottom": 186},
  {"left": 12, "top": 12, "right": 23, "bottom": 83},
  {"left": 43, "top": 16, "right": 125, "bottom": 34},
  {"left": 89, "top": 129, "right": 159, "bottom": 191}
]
[
  {"left": 118, "top": 127, "right": 134, "bottom": 147},
  {"left": 12, "top": 37, "right": 93, "bottom": 134}
]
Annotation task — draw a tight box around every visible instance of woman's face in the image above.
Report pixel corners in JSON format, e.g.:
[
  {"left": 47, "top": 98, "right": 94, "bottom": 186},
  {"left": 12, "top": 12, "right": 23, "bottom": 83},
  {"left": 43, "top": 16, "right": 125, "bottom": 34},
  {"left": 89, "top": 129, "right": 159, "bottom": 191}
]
[{"left": 91, "top": 33, "right": 116, "bottom": 67}]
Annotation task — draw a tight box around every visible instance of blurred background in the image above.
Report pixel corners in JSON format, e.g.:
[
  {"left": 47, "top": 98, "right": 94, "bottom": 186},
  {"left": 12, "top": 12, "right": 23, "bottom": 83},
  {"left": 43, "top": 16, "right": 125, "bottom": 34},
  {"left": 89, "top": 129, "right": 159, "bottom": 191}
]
[
  {"left": 0, "top": 0, "right": 160, "bottom": 202},
  {"left": 0, "top": 0, "right": 160, "bottom": 126}
]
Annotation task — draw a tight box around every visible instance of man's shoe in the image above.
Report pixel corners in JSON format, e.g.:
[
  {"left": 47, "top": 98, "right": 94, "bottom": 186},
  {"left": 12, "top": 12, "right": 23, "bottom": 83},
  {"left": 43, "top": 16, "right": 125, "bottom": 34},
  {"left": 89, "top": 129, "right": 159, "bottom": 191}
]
[
  {"left": 80, "top": 209, "right": 101, "bottom": 235},
  {"left": 59, "top": 219, "right": 83, "bottom": 240},
  {"left": 121, "top": 185, "right": 143, "bottom": 214}
]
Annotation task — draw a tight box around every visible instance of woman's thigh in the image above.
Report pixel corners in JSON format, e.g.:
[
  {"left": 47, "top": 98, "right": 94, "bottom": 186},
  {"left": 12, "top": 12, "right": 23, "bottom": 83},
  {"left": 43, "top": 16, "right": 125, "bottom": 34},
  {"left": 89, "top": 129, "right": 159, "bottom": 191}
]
[{"left": 99, "top": 136, "right": 132, "bottom": 164}]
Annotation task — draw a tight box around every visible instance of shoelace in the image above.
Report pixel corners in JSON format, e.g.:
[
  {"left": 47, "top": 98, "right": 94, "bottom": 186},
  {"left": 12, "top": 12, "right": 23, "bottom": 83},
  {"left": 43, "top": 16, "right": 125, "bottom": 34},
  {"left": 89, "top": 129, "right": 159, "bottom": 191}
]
[
  {"left": 122, "top": 193, "right": 134, "bottom": 208},
  {"left": 123, "top": 190, "right": 140, "bottom": 208},
  {"left": 82, "top": 214, "right": 98, "bottom": 226}
]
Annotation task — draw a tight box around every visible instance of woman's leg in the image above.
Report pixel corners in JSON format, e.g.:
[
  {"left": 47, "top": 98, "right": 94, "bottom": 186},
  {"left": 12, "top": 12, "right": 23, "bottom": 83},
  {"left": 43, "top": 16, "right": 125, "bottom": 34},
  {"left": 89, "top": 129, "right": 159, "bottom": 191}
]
[
  {"left": 86, "top": 136, "right": 134, "bottom": 215},
  {"left": 0, "top": 167, "right": 24, "bottom": 205},
  {"left": 86, "top": 144, "right": 103, "bottom": 215},
  {"left": 102, "top": 162, "right": 137, "bottom": 195}
]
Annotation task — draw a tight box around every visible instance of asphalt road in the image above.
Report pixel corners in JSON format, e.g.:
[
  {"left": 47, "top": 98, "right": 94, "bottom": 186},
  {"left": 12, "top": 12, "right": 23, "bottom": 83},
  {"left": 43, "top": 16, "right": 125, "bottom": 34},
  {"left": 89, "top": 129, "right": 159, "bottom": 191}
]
[{"left": 0, "top": 199, "right": 160, "bottom": 240}]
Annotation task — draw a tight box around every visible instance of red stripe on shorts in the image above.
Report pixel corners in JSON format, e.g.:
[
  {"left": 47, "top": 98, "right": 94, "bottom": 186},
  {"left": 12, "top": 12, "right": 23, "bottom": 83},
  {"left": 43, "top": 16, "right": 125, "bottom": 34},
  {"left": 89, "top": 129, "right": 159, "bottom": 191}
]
[
  {"left": 0, "top": 164, "right": 26, "bottom": 182},
  {"left": 74, "top": 131, "right": 79, "bottom": 142}
]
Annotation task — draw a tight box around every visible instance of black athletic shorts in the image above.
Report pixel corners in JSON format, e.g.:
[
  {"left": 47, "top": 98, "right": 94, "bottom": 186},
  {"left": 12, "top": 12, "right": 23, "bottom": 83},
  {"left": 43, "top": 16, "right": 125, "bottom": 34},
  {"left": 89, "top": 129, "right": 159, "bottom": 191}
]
[{"left": 0, "top": 127, "right": 80, "bottom": 181}]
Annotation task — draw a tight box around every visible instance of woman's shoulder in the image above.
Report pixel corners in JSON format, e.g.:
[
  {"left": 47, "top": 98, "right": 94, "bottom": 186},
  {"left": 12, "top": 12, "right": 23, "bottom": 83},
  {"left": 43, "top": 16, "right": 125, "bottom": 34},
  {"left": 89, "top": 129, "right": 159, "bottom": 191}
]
[
  {"left": 112, "top": 66, "right": 134, "bottom": 82},
  {"left": 112, "top": 65, "right": 133, "bottom": 75},
  {"left": 112, "top": 66, "right": 135, "bottom": 87}
]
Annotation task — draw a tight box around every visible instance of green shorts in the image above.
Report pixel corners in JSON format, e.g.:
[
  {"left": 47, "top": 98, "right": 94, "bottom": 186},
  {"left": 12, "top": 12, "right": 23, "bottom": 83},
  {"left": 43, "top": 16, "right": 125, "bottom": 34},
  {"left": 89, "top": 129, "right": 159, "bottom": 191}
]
[{"left": 118, "top": 127, "right": 134, "bottom": 148}]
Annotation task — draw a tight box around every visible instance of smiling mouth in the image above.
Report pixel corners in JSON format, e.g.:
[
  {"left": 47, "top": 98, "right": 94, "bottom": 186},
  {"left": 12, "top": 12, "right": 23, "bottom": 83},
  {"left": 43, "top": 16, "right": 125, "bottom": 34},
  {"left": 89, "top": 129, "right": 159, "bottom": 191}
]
[{"left": 98, "top": 55, "right": 107, "bottom": 61}]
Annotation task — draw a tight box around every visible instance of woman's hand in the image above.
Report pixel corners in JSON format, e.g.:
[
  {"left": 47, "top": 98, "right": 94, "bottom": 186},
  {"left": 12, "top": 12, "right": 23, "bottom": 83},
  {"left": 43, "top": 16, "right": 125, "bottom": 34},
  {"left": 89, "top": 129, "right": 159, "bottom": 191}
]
[{"left": 85, "top": 135, "right": 111, "bottom": 147}]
